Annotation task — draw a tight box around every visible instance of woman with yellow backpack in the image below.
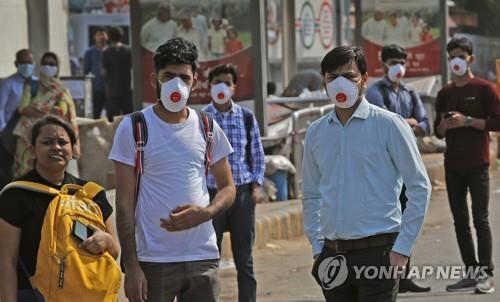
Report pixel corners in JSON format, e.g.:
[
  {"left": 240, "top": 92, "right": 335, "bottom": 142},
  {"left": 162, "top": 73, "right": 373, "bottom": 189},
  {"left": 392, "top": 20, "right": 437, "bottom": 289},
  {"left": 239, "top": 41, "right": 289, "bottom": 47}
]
[{"left": 0, "top": 115, "right": 121, "bottom": 302}]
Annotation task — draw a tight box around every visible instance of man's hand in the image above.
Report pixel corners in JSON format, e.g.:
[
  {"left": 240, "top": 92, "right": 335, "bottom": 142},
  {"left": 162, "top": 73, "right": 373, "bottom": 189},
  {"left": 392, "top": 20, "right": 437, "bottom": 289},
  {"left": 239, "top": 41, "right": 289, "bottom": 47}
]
[
  {"left": 124, "top": 265, "right": 148, "bottom": 302},
  {"left": 251, "top": 185, "right": 265, "bottom": 204},
  {"left": 444, "top": 111, "right": 467, "bottom": 129},
  {"left": 389, "top": 250, "right": 409, "bottom": 268},
  {"left": 79, "top": 224, "right": 112, "bottom": 255},
  {"left": 405, "top": 118, "right": 418, "bottom": 128},
  {"left": 160, "top": 205, "right": 211, "bottom": 231},
  {"left": 412, "top": 125, "right": 425, "bottom": 137}
]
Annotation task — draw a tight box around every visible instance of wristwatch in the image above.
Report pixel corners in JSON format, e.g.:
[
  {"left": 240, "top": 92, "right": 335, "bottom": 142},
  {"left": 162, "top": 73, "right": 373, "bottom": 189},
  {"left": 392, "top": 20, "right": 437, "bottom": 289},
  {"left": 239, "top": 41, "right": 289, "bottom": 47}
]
[{"left": 466, "top": 116, "right": 472, "bottom": 127}]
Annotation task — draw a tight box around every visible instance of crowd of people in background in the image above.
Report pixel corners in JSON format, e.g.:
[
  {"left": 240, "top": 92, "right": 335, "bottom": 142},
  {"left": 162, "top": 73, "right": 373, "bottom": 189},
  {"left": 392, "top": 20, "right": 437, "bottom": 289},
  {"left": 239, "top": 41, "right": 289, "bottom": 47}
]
[
  {"left": 362, "top": 10, "right": 435, "bottom": 46},
  {"left": 140, "top": 4, "right": 245, "bottom": 60},
  {"left": 0, "top": 4, "right": 498, "bottom": 299}
]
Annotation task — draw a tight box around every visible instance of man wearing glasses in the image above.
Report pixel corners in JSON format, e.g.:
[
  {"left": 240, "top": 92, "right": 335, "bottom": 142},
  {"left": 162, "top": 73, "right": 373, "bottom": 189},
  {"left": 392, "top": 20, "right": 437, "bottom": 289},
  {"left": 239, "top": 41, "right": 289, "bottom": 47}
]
[{"left": 366, "top": 43, "right": 431, "bottom": 293}]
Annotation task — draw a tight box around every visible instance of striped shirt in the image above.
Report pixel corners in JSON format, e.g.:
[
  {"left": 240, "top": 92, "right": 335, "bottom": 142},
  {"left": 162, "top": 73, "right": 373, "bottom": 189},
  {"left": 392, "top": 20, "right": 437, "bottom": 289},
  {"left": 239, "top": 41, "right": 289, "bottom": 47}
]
[{"left": 203, "top": 102, "right": 265, "bottom": 189}]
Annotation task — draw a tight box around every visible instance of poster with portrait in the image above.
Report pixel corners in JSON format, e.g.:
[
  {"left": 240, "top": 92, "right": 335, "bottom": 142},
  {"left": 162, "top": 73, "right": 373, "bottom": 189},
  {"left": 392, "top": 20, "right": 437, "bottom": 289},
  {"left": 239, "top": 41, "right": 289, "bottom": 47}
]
[
  {"left": 361, "top": 0, "right": 441, "bottom": 77},
  {"left": 295, "top": 0, "right": 336, "bottom": 60},
  {"left": 267, "top": 0, "right": 282, "bottom": 61},
  {"left": 137, "top": 0, "right": 254, "bottom": 104}
]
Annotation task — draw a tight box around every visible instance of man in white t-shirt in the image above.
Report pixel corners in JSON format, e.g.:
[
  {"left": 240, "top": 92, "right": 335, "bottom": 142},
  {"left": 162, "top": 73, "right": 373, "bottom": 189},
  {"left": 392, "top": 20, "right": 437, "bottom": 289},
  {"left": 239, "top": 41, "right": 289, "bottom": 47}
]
[
  {"left": 140, "top": 4, "right": 178, "bottom": 52},
  {"left": 208, "top": 18, "right": 227, "bottom": 59},
  {"left": 109, "top": 37, "right": 236, "bottom": 302}
]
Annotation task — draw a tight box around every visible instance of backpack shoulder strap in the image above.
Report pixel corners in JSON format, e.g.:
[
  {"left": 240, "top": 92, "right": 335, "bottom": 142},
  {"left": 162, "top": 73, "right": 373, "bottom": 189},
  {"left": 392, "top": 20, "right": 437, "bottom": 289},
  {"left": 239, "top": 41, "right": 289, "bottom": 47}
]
[
  {"left": 241, "top": 107, "right": 254, "bottom": 168},
  {"left": 0, "top": 181, "right": 60, "bottom": 196},
  {"left": 82, "top": 181, "right": 104, "bottom": 200},
  {"left": 129, "top": 111, "right": 147, "bottom": 203},
  {"left": 196, "top": 110, "right": 214, "bottom": 177},
  {"left": 376, "top": 81, "right": 391, "bottom": 110}
]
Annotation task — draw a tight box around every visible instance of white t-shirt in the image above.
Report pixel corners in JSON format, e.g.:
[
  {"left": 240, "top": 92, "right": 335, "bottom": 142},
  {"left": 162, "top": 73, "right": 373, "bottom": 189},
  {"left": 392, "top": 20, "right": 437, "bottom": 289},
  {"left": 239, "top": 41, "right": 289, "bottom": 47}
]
[
  {"left": 109, "top": 106, "right": 233, "bottom": 262},
  {"left": 140, "top": 18, "right": 178, "bottom": 52}
]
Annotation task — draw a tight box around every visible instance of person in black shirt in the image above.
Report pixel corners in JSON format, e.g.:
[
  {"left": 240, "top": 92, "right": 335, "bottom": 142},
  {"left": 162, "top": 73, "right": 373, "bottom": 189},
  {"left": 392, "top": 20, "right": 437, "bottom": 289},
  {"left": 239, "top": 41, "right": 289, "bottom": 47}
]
[
  {"left": 102, "top": 26, "right": 132, "bottom": 122},
  {"left": 0, "top": 115, "right": 120, "bottom": 302}
]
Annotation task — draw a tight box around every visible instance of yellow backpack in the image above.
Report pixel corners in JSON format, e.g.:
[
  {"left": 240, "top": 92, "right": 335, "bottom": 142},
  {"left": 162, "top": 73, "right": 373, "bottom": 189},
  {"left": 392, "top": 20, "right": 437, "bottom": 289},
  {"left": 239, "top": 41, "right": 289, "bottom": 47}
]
[{"left": 2, "top": 181, "right": 122, "bottom": 302}]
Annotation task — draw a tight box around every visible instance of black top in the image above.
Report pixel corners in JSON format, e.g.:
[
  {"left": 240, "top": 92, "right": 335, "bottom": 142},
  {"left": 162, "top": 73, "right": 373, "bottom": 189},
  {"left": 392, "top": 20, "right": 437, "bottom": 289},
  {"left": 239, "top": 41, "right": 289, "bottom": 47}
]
[
  {"left": 434, "top": 77, "right": 500, "bottom": 170},
  {"left": 102, "top": 44, "right": 132, "bottom": 97},
  {"left": 0, "top": 170, "right": 112, "bottom": 290}
]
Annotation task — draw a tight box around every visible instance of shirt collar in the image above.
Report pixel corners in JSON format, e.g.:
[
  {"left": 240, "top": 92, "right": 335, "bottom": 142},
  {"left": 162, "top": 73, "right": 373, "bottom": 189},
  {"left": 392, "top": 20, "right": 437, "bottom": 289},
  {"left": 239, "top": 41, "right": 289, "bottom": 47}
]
[
  {"left": 382, "top": 76, "right": 408, "bottom": 91},
  {"left": 328, "top": 97, "right": 370, "bottom": 125},
  {"left": 210, "top": 100, "right": 238, "bottom": 114}
]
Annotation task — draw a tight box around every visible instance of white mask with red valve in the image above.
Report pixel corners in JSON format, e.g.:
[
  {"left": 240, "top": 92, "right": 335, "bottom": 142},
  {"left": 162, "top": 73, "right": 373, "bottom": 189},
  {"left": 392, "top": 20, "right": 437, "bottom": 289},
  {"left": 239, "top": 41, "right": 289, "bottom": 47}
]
[
  {"left": 160, "top": 77, "right": 190, "bottom": 112},
  {"left": 387, "top": 64, "right": 406, "bottom": 83},
  {"left": 326, "top": 76, "right": 359, "bottom": 109},
  {"left": 449, "top": 57, "right": 468, "bottom": 76},
  {"left": 210, "top": 83, "right": 232, "bottom": 105}
]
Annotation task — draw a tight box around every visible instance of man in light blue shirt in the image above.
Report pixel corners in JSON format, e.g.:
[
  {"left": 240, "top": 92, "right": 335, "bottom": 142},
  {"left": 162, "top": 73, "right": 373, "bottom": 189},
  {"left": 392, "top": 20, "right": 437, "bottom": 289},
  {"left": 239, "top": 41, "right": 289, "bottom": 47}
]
[
  {"left": 302, "top": 46, "right": 431, "bottom": 301},
  {"left": 0, "top": 49, "right": 35, "bottom": 131}
]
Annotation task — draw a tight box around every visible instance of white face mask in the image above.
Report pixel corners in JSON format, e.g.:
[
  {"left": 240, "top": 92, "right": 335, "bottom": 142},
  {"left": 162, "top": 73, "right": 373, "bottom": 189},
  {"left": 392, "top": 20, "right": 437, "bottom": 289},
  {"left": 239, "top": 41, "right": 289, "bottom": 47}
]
[
  {"left": 449, "top": 57, "right": 468, "bottom": 76},
  {"left": 160, "top": 77, "right": 190, "bottom": 112},
  {"left": 210, "top": 83, "right": 232, "bottom": 105},
  {"left": 326, "top": 76, "right": 360, "bottom": 109},
  {"left": 387, "top": 64, "right": 406, "bottom": 83},
  {"left": 40, "top": 65, "right": 58, "bottom": 77}
]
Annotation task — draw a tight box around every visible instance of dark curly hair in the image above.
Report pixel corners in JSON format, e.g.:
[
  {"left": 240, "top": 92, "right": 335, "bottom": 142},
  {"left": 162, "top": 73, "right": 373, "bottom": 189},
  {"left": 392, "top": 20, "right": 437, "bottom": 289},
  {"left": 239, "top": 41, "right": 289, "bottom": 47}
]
[
  {"left": 208, "top": 64, "right": 238, "bottom": 84},
  {"left": 153, "top": 37, "right": 198, "bottom": 73}
]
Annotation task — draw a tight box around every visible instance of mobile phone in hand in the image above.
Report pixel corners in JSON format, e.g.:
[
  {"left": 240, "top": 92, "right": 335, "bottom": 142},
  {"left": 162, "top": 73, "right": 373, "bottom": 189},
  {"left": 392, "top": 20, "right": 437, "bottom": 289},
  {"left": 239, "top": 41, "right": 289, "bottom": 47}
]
[
  {"left": 72, "top": 220, "right": 91, "bottom": 242},
  {"left": 444, "top": 112, "right": 453, "bottom": 119}
]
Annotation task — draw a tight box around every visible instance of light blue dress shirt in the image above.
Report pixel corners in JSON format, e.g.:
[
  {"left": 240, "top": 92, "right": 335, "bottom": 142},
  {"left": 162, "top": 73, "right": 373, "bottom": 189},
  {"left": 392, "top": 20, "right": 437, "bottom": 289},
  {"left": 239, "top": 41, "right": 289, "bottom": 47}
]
[
  {"left": 0, "top": 73, "right": 24, "bottom": 131},
  {"left": 302, "top": 98, "right": 431, "bottom": 257}
]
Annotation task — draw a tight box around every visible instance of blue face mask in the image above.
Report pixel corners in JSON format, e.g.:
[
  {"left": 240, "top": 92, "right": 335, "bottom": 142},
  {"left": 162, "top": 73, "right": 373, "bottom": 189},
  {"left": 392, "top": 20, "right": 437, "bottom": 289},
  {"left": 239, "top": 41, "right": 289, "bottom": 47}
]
[{"left": 18, "top": 63, "right": 35, "bottom": 78}]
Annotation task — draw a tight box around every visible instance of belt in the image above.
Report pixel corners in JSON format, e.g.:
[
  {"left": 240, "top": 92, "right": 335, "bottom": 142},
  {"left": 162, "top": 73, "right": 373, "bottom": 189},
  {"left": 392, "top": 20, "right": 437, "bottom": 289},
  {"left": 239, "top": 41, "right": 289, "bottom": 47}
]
[{"left": 325, "top": 232, "right": 398, "bottom": 253}]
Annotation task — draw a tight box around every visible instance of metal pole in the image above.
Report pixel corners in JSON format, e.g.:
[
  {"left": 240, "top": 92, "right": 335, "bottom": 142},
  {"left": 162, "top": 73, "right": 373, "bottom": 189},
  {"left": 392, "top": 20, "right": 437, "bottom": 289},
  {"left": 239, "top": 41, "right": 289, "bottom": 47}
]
[
  {"left": 130, "top": 0, "right": 144, "bottom": 111},
  {"left": 282, "top": 0, "right": 297, "bottom": 89},
  {"left": 440, "top": 0, "right": 450, "bottom": 86},
  {"left": 251, "top": 0, "right": 269, "bottom": 136}
]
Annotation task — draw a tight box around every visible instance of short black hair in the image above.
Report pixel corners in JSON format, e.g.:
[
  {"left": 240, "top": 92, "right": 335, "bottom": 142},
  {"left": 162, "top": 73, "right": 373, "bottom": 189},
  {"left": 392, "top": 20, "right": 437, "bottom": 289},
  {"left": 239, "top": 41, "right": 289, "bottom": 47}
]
[
  {"left": 381, "top": 44, "right": 407, "bottom": 62},
  {"left": 107, "top": 26, "right": 123, "bottom": 43},
  {"left": 267, "top": 81, "right": 277, "bottom": 95},
  {"left": 31, "top": 115, "right": 77, "bottom": 147},
  {"left": 446, "top": 37, "right": 473, "bottom": 55},
  {"left": 321, "top": 46, "right": 367, "bottom": 75},
  {"left": 15, "top": 49, "right": 32, "bottom": 63},
  {"left": 93, "top": 26, "right": 106, "bottom": 34},
  {"left": 153, "top": 37, "right": 198, "bottom": 73},
  {"left": 208, "top": 64, "right": 238, "bottom": 84}
]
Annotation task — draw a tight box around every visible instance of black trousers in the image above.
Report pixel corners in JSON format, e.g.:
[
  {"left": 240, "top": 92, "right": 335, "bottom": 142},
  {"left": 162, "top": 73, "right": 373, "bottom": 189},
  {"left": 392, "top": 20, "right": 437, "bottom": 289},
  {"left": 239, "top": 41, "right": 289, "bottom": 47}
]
[
  {"left": 92, "top": 89, "right": 106, "bottom": 119},
  {"left": 105, "top": 93, "right": 132, "bottom": 122},
  {"left": 445, "top": 165, "right": 493, "bottom": 276},
  {"left": 209, "top": 185, "right": 256, "bottom": 302},
  {"left": 312, "top": 244, "right": 399, "bottom": 302}
]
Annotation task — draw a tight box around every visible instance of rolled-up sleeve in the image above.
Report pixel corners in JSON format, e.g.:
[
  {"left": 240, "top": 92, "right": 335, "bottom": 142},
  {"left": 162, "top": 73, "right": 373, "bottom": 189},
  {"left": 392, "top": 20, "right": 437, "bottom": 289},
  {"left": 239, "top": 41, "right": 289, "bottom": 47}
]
[
  {"left": 386, "top": 116, "right": 431, "bottom": 256},
  {"left": 302, "top": 128, "right": 324, "bottom": 256}
]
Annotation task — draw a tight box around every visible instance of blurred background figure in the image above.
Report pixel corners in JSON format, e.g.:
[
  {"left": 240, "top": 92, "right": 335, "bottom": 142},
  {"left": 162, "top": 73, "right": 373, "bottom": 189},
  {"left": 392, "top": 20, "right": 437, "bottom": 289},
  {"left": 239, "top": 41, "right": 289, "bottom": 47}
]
[
  {"left": 102, "top": 26, "right": 132, "bottom": 122},
  {"left": 84, "top": 27, "right": 108, "bottom": 119},
  {"left": 13, "top": 51, "right": 79, "bottom": 178}
]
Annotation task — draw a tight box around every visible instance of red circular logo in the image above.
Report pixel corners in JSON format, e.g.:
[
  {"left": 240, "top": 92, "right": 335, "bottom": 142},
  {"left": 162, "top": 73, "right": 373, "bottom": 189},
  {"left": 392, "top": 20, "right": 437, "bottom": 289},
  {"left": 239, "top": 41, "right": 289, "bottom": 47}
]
[
  {"left": 453, "top": 65, "right": 460, "bottom": 71},
  {"left": 396, "top": 72, "right": 402, "bottom": 78},
  {"left": 217, "top": 92, "right": 225, "bottom": 100},
  {"left": 170, "top": 92, "right": 181, "bottom": 102},
  {"left": 336, "top": 93, "right": 347, "bottom": 103}
]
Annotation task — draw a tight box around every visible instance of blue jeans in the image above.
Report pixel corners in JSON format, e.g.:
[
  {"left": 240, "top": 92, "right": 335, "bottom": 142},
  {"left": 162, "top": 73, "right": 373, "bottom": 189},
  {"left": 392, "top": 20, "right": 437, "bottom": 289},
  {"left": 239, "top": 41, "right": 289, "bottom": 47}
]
[{"left": 209, "top": 184, "right": 256, "bottom": 302}]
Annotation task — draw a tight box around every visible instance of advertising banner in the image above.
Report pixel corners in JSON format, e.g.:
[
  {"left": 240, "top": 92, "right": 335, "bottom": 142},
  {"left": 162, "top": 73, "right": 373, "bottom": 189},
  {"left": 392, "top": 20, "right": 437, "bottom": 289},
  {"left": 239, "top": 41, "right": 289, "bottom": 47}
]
[{"left": 361, "top": 0, "right": 441, "bottom": 77}]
